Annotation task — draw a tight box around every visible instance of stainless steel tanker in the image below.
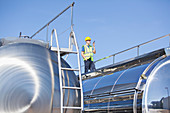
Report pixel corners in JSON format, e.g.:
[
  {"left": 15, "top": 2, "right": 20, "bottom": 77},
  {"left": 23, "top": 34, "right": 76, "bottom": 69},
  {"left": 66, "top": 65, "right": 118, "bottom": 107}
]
[
  {"left": 1, "top": 37, "right": 170, "bottom": 113},
  {"left": 83, "top": 47, "right": 170, "bottom": 113},
  {"left": 0, "top": 37, "right": 81, "bottom": 113}
]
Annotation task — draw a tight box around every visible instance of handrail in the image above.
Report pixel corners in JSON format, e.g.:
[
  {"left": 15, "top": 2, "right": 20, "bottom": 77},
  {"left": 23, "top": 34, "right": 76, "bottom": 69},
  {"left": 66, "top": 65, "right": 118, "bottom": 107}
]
[
  {"left": 50, "top": 29, "right": 59, "bottom": 113},
  {"left": 50, "top": 29, "right": 64, "bottom": 113},
  {"left": 94, "top": 34, "right": 170, "bottom": 65},
  {"left": 30, "top": 2, "right": 75, "bottom": 39},
  {"left": 71, "top": 31, "right": 84, "bottom": 111}
]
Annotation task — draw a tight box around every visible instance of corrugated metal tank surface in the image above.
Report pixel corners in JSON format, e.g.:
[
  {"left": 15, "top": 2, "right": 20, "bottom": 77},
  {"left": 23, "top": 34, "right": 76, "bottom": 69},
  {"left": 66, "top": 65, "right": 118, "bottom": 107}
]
[
  {"left": 0, "top": 38, "right": 81, "bottom": 113},
  {"left": 83, "top": 54, "right": 170, "bottom": 112}
]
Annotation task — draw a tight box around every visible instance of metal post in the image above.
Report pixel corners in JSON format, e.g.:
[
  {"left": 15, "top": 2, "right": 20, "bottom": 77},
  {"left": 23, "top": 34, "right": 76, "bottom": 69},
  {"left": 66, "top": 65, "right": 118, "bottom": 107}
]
[
  {"left": 71, "top": 3, "right": 74, "bottom": 31},
  {"left": 19, "top": 32, "right": 22, "bottom": 38},
  {"left": 137, "top": 46, "right": 139, "bottom": 56},
  {"left": 113, "top": 55, "right": 115, "bottom": 64},
  {"left": 46, "top": 24, "right": 49, "bottom": 42},
  {"left": 169, "top": 34, "right": 170, "bottom": 47}
]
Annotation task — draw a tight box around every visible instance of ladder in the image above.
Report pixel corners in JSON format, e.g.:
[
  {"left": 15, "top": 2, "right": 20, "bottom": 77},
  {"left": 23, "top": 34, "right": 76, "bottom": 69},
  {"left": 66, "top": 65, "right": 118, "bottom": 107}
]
[{"left": 50, "top": 29, "right": 83, "bottom": 113}]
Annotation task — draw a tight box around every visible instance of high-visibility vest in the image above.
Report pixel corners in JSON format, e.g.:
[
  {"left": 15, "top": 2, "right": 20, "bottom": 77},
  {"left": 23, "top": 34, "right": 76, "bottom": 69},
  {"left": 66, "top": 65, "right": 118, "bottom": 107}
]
[{"left": 83, "top": 45, "right": 93, "bottom": 61}]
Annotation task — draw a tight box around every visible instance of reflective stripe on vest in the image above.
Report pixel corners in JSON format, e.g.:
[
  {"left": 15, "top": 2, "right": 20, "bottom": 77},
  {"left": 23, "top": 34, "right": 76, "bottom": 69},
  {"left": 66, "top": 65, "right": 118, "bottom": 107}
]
[{"left": 84, "top": 45, "right": 93, "bottom": 61}]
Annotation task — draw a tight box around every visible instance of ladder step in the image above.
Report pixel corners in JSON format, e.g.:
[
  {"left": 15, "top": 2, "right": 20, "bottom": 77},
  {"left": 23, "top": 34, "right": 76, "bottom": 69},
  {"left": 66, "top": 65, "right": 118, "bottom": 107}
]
[
  {"left": 51, "top": 47, "right": 59, "bottom": 51},
  {"left": 62, "top": 86, "right": 81, "bottom": 89},
  {"left": 61, "top": 67, "right": 79, "bottom": 71},
  {"left": 51, "top": 47, "right": 78, "bottom": 56},
  {"left": 63, "top": 106, "right": 82, "bottom": 109}
]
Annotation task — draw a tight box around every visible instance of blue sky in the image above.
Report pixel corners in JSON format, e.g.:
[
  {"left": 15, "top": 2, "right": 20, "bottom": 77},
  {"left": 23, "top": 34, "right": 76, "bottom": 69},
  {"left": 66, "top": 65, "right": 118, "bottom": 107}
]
[{"left": 0, "top": 0, "right": 170, "bottom": 69}]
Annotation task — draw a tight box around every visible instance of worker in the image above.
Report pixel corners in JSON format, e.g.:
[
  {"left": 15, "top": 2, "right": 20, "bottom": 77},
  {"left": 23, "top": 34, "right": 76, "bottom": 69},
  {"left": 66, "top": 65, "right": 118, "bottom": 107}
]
[{"left": 81, "top": 36, "right": 96, "bottom": 73}]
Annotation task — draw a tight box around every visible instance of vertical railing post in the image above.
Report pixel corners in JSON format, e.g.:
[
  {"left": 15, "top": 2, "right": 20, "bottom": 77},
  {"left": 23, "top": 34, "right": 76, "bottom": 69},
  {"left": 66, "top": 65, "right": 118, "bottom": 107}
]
[
  {"left": 169, "top": 34, "right": 170, "bottom": 47},
  {"left": 137, "top": 46, "right": 140, "bottom": 56},
  {"left": 71, "top": 3, "right": 74, "bottom": 32},
  {"left": 113, "top": 55, "right": 115, "bottom": 64},
  {"left": 46, "top": 24, "right": 49, "bottom": 42}
]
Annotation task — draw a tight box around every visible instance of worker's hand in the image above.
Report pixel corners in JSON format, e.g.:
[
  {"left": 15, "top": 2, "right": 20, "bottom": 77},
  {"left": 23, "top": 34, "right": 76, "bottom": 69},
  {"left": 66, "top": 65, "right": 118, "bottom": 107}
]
[
  {"left": 85, "top": 58, "right": 88, "bottom": 61},
  {"left": 93, "top": 41, "right": 95, "bottom": 47}
]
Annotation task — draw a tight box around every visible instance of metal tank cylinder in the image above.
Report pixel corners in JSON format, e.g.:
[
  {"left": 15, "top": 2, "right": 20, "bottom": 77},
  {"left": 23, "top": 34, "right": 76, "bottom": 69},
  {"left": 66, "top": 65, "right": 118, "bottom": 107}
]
[
  {"left": 0, "top": 38, "right": 81, "bottom": 113},
  {"left": 83, "top": 63, "right": 149, "bottom": 112},
  {"left": 142, "top": 56, "right": 170, "bottom": 113},
  {"left": 83, "top": 49, "right": 170, "bottom": 113}
]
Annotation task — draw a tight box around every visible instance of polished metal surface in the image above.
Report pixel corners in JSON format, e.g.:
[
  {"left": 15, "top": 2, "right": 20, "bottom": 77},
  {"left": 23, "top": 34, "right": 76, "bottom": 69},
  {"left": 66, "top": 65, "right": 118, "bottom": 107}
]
[
  {"left": 133, "top": 55, "right": 166, "bottom": 113},
  {"left": 142, "top": 56, "right": 170, "bottom": 113},
  {"left": 83, "top": 52, "right": 170, "bottom": 112},
  {"left": 0, "top": 38, "right": 81, "bottom": 113},
  {"left": 83, "top": 64, "right": 150, "bottom": 112}
]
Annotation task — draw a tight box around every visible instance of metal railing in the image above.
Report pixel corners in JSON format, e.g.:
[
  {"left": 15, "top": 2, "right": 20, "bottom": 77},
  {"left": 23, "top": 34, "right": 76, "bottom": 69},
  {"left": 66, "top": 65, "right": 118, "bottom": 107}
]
[
  {"left": 94, "top": 34, "right": 170, "bottom": 65},
  {"left": 29, "top": 2, "right": 75, "bottom": 41}
]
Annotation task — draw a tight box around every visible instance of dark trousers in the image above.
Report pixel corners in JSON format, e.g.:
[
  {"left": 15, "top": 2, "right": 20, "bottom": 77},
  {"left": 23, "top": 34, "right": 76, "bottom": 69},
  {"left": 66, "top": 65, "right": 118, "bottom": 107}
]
[{"left": 84, "top": 58, "right": 96, "bottom": 73}]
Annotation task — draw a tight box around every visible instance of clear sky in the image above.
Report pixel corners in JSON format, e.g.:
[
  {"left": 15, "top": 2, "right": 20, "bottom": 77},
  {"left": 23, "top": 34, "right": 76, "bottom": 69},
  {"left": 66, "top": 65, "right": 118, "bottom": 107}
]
[{"left": 0, "top": 0, "right": 170, "bottom": 70}]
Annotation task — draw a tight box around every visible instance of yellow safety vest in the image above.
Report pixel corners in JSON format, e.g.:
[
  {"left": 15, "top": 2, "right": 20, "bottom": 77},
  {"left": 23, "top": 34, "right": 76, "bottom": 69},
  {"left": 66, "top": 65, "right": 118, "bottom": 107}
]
[{"left": 83, "top": 45, "right": 93, "bottom": 61}]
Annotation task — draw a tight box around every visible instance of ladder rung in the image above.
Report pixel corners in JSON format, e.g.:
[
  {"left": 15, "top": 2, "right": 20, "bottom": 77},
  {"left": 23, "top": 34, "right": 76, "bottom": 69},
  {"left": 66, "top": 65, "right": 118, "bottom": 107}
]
[
  {"left": 63, "top": 106, "right": 82, "bottom": 109},
  {"left": 61, "top": 67, "right": 79, "bottom": 71},
  {"left": 60, "top": 50, "right": 78, "bottom": 54},
  {"left": 51, "top": 47, "right": 78, "bottom": 55},
  {"left": 62, "top": 86, "right": 81, "bottom": 89},
  {"left": 51, "top": 47, "right": 59, "bottom": 51}
]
